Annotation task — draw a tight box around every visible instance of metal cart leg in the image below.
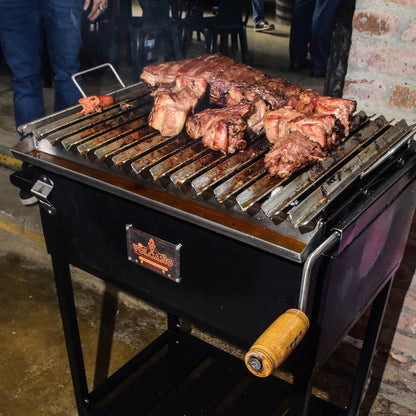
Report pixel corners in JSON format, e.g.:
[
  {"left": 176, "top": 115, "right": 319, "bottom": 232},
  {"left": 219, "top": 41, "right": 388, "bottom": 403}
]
[
  {"left": 345, "top": 278, "right": 393, "bottom": 416},
  {"left": 51, "top": 255, "right": 89, "bottom": 415}
]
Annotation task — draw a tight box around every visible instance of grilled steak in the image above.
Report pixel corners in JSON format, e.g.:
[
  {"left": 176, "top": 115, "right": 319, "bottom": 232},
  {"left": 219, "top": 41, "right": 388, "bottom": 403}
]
[
  {"left": 148, "top": 76, "right": 208, "bottom": 137},
  {"left": 264, "top": 131, "right": 327, "bottom": 178},
  {"left": 186, "top": 104, "right": 253, "bottom": 154},
  {"left": 264, "top": 107, "right": 340, "bottom": 149},
  {"left": 141, "top": 54, "right": 301, "bottom": 108},
  {"left": 288, "top": 89, "right": 356, "bottom": 136}
]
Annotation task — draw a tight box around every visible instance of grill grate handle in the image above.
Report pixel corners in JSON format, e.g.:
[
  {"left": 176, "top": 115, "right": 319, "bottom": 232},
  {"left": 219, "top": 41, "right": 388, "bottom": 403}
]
[{"left": 71, "top": 63, "right": 126, "bottom": 98}]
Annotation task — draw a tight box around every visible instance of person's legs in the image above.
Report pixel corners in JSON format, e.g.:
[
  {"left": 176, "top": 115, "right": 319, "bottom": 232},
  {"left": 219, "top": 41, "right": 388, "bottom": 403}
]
[
  {"left": 41, "top": 0, "right": 83, "bottom": 112},
  {"left": 252, "top": 0, "right": 274, "bottom": 31},
  {"left": 310, "top": 0, "right": 342, "bottom": 75},
  {"left": 252, "top": 0, "right": 264, "bottom": 25},
  {"left": 0, "top": 0, "right": 45, "bottom": 128},
  {"left": 289, "top": 0, "right": 315, "bottom": 69}
]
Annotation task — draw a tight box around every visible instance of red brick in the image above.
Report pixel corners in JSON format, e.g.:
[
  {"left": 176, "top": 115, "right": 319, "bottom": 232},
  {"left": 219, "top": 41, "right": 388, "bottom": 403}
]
[
  {"left": 343, "top": 78, "right": 384, "bottom": 101},
  {"left": 389, "top": 351, "right": 409, "bottom": 363},
  {"left": 391, "top": 331, "right": 416, "bottom": 352},
  {"left": 397, "top": 311, "right": 416, "bottom": 335},
  {"left": 348, "top": 42, "right": 416, "bottom": 77},
  {"left": 353, "top": 10, "right": 397, "bottom": 36},
  {"left": 402, "top": 21, "right": 416, "bottom": 41},
  {"left": 389, "top": 85, "right": 416, "bottom": 109}
]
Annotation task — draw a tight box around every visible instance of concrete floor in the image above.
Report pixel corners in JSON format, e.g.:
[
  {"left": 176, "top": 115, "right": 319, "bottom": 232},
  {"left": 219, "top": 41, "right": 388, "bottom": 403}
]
[{"left": 0, "top": 11, "right": 415, "bottom": 416}]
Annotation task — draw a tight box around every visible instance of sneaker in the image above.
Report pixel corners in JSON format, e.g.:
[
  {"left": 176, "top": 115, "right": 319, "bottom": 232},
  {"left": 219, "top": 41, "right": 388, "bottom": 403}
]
[
  {"left": 255, "top": 20, "right": 275, "bottom": 32},
  {"left": 19, "top": 188, "right": 38, "bottom": 206}
]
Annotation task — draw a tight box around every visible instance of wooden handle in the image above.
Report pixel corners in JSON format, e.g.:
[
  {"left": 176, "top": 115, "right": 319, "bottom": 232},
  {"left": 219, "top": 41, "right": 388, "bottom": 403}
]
[{"left": 245, "top": 309, "right": 310, "bottom": 377}]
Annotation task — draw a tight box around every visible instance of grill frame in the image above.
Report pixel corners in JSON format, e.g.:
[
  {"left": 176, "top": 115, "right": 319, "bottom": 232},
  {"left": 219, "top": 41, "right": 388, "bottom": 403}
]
[{"left": 10, "top": 82, "right": 416, "bottom": 415}]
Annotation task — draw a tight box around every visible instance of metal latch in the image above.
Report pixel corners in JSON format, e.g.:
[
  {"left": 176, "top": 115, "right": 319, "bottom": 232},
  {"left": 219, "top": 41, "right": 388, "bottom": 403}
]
[{"left": 31, "top": 176, "right": 56, "bottom": 215}]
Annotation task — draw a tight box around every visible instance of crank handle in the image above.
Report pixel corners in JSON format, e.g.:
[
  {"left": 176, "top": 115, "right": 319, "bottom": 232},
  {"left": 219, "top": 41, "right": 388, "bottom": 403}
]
[{"left": 245, "top": 309, "right": 310, "bottom": 377}]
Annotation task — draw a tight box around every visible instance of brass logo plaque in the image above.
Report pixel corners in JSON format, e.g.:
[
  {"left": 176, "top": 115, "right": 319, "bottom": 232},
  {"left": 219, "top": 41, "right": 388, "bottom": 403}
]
[{"left": 126, "top": 225, "right": 181, "bottom": 283}]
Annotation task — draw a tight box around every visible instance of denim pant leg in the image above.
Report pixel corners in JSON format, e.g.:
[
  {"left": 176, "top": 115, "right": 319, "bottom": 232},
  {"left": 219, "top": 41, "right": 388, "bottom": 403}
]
[
  {"left": 252, "top": 0, "right": 264, "bottom": 25},
  {"left": 41, "top": 0, "right": 83, "bottom": 112},
  {"left": 310, "top": 0, "right": 343, "bottom": 71},
  {"left": 289, "top": 0, "right": 316, "bottom": 65},
  {"left": 0, "top": 0, "right": 45, "bottom": 128}
]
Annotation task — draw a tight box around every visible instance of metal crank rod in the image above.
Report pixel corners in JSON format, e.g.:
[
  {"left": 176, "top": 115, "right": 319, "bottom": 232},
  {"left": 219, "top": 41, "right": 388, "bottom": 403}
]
[{"left": 245, "top": 230, "right": 341, "bottom": 377}]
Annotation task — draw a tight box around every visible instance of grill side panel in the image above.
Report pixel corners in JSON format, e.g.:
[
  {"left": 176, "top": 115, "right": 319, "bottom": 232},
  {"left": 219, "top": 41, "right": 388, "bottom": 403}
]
[{"left": 38, "top": 171, "right": 304, "bottom": 348}]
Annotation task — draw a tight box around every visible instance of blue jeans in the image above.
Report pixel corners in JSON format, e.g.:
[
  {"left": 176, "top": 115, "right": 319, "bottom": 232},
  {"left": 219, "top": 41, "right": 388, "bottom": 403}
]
[
  {"left": 289, "top": 0, "right": 342, "bottom": 71},
  {"left": 252, "top": 0, "right": 264, "bottom": 25},
  {"left": 0, "top": 0, "right": 83, "bottom": 128}
]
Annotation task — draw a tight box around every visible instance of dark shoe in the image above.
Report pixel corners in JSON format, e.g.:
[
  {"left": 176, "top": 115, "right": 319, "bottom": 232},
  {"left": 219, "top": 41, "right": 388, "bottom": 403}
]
[
  {"left": 255, "top": 20, "right": 275, "bottom": 32},
  {"left": 289, "top": 60, "right": 311, "bottom": 72},
  {"left": 19, "top": 188, "right": 38, "bottom": 206},
  {"left": 310, "top": 68, "right": 326, "bottom": 78}
]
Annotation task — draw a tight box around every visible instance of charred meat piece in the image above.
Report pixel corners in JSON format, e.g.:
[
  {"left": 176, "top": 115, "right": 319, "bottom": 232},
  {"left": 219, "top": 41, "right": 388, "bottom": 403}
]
[
  {"left": 288, "top": 89, "right": 357, "bottom": 136},
  {"left": 264, "top": 131, "right": 327, "bottom": 178},
  {"left": 141, "top": 54, "right": 235, "bottom": 88},
  {"left": 225, "top": 86, "right": 268, "bottom": 137},
  {"left": 141, "top": 54, "right": 301, "bottom": 109},
  {"left": 209, "top": 62, "right": 300, "bottom": 108},
  {"left": 186, "top": 104, "right": 253, "bottom": 154},
  {"left": 79, "top": 95, "right": 114, "bottom": 115},
  {"left": 264, "top": 107, "right": 340, "bottom": 149},
  {"left": 148, "top": 76, "right": 208, "bottom": 137}
]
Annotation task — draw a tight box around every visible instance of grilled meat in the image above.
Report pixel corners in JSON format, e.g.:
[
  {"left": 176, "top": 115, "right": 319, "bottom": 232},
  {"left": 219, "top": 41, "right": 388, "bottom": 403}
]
[
  {"left": 148, "top": 76, "right": 208, "bottom": 137},
  {"left": 140, "top": 54, "right": 235, "bottom": 88},
  {"left": 288, "top": 89, "right": 357, "bottom": 136},
  {"left": 264, "top": 107, "right": 340, "bottom": 149},
  {"left": 140, "top": 55, "right": 357, "bottom": 178},
  {"left": 79, "top": 95, "right": 114, "bottom": 116},
  {"left": 225, "top": 86, "right": 268, "bottom": 137},
  {"left": 264, "top": 131, "right": 327, "bottom": 178},
  {"left": 141, "top": 54, "right": 301, "bottom": 108},
  {"left": 186, "top": 104, "right": 253, "bottom": 154}
]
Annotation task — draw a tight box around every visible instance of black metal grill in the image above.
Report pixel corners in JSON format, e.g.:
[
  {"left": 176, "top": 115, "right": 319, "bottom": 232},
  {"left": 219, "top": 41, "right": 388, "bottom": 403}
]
[
  {"left": 10, "top": 81, "right": 416, "bottom": 416},
  {"left": 14, "top": 83, "right": 416, "bottom": 259}
]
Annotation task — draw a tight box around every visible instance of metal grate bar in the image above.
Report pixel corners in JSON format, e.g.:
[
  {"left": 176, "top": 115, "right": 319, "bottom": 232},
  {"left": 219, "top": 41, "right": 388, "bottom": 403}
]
[
  {"left": 75, "top": 118, "right": 148, "bottom": 156},
  {"left": 31, "top": 83, "right": 150, "bottom": 139},
  {"left": 46, "top": 98, "right": 152, "bottom": 146},
  {"left": 288, "top": 120, "right": 410, "bottom": 227},
  {"left": 170, "top": 151, "right": 228, "bottom": 187},
  {"left": 213, "top": 159, "right": 266, "bottom": 203},
  {"left": 111, "top": 131, "right": 177, "bottom": 167},
  {"left": 131, "top": 135, "right": 193, "bottom": 175},
  {"left": 60, "top": 104, "right": 151, "bottom": 150},
  {"left": 94, "top": 126, "right": 156, "bottom": 160},
  {"left": 150, "top": 141, "right": 209, "bottom": 180},
  {"left": 191, "top": 137, "right": 269, "bottom": 196},
  {"left": 236, "top": 174, "right": 285, "bottom": 211}
]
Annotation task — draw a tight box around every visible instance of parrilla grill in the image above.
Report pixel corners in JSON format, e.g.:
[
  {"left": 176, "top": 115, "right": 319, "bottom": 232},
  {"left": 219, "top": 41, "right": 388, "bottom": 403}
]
[{"left": 10, "top": 78, "right": 416, "bottom": 415}]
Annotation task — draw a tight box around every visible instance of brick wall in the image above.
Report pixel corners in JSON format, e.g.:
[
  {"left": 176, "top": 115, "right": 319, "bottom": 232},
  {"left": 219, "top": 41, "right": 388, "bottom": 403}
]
[
  {"left": 343, "top": 0, "right": 416, "bottom": 409},
  {"left": 343, "top": 0, "right": 416, "bottom": 123}
]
